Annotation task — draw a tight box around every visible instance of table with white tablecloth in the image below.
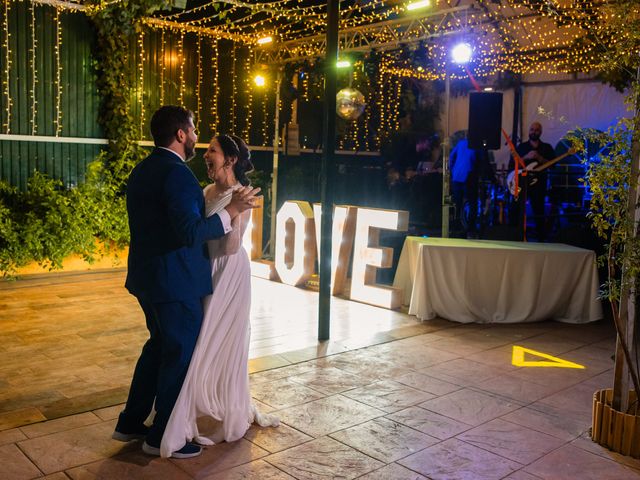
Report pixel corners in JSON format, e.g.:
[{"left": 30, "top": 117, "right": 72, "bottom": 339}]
[{"left": 393, "top": 237, "right": 602, "bottom": 324}]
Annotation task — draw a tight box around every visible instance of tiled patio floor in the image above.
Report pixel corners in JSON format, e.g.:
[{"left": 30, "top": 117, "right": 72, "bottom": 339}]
[{"left": 2, "top": 271, "right": 640, "bottom": 479}]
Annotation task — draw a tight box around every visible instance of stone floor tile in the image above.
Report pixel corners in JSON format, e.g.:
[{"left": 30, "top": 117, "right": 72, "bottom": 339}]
[
  {"left": 500, "top": 406, "right": 589, "bottom": 442},
  {"left": 426, "top": 337, "right": 496, "bottom": 356},
  {"left": 329, "top": 416, "right": 437, "bottom": 463},
  {"left": 342, "top": 380, "right": 435, "bottom": 413},
  {"left": 21, "top": 412, "right": 101, "bottom": 438},
  {"left": 470, "top": 373, "right": 564, "bottom": 404},
  {"left": 202, "top": 459, "right": 296, "bottom": 480},
  {"left": 519, "top": 333, "right": 587, "bottom": 355},
  {"left": 532, "top": 380, "right": 601, "bottom": 420},
  {"left": 91, "top": 405, "right": 123, "bottom": 422},
  {"left": 419, "top": 388, "right": 519, "bottom": 426},
  {"left": 288, "top": 366, "right": 371, "bottom": 395},
  {"left": 43, "top": 473, "right": 72, "bottom": 480},
  {"left": 0, "top": 427, "right": 27, "bottom": 446},
  {"left": 524, "top": 444, "right": 640, "bottom": 480},
  {"left": 244, "top": 422, "right": 313, "bottom": 453},
  {"left": 275, "top": 394, "right": 384, "bottom": 437},
  {"left": 249, "top": 363, "right": 318, "bottom": 385},
  {"left": 456, "top": 418, "right": 566, "bottom": 464},
  {"left": 398, "top": 437, "right": 521, "bottom": 480},
  {"left": 386, "top": 406, "right": 473, "bottom": 440},
  {"left": 377, "top": 345, "right": 460, "bottom": 370},
  {"left": 0, "top": 407, "right": 46, "bottom": 431},
  {"left": 65, "top": 450, "right": 190, "bottom": 480},
  {"left": 17, "top": 420, "right": 139, "bottom": 474},
  {"left": 503, "top": 470, "right": 544, "bottom": 480},
  {"left": 249, "top": 377, "right": 325, "bottom": 410},
  {"left": 394, "top": 371, "right": 461, "bottom": 396},
  {"left": 419, "top": 358, "right": 507, "bottom": 386},
  {"left": 168, "top": 438, "right": 269, "bottom": 478},
  {"left": 40, "top": 387, "right": 129, "bottom": 421},
  {"left": 311, "top": 352, "right": 414, "bottom": 382},
  {"left": 570, "top": 431, "right": 640, "bottom": 472},
  {"left": 357, "top": 463, "right": 428, "bottom": 480},
  {"left": 0, "top": 443, "right": 43, "bottom": 480},
  {"left": 265, "top": 436, "right": 383, "bottom": 480}
]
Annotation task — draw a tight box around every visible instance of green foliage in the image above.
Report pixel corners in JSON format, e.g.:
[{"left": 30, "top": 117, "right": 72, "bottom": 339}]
[
  {"left": 566, "top": 92, "right": 640, "bottom": 306},
  {"left": 0, "top": 173, "right": 95, "bottom": 276},
  {"left": 88, "top": 0, "right": 171, "bottom": 188}
]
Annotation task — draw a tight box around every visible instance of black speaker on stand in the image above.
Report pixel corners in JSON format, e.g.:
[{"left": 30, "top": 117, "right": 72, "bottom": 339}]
[{"left": 468, "top": 92, "right": 503, "bottom": 150}]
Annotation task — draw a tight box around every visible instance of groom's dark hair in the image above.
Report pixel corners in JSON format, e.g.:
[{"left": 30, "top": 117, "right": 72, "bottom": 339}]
[{"left": 150, "top": 105, "right": 194, "bottom": 148}]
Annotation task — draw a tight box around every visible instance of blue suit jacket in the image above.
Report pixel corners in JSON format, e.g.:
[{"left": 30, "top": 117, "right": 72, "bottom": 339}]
[{"left": 125, "top": 148, "right": 226, "bottom": 302}]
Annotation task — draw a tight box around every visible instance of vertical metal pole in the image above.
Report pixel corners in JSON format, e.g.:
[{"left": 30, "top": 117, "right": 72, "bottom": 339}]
[
  {"left": 441, "top": 71, "right": 451, "bottom": 238},
  {"left": 318, "top": 0, "right": 339, "bottom": 341},
  {"left": 269, "top": 71, "right": 282, "bottom": 257}
]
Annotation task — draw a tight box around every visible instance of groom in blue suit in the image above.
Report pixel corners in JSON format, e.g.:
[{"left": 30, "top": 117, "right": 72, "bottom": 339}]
[{"left": 112, "top": 106, "right": 259, "bottom": 458}]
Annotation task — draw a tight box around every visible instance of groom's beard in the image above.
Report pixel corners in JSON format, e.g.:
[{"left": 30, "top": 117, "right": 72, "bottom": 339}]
[{"left": 184, "top": 138, "right": 196, "bottom": 161}]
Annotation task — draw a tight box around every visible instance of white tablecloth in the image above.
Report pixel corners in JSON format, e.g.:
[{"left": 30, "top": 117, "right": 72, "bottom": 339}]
[{"left": 393, "top": 237, "right": 602, "bottom": 324}]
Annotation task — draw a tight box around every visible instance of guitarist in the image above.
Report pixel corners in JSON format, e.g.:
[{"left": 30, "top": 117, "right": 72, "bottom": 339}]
[{"left": 508, "top": 121, "right": 555, "bottom": 242}]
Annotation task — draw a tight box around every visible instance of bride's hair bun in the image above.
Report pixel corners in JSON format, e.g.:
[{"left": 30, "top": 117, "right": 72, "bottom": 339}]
[{"left": 216, "top": 134, "right": 254, "bottom": 186}]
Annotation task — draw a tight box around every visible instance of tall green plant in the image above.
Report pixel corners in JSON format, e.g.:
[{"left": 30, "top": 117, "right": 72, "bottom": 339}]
[
  {"left": 87, "top": 0, "right": 171, "bottom": 187},
  {"left": 568, "top": 89, "right": 640, "bottom": 412}
]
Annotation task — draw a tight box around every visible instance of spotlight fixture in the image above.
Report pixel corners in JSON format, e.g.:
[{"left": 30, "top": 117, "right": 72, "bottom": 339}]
[
  {"left": 406, "top": 0, "right": 431, "bottom": 11},
  {"left": 254, "top": 74, "right": 266, "bottom": 87},
  {"left": 451, "top": 43, "right": 472, "bottom": 64},
  {"left": 257, "top": 36, "right": 273, "bottom": 45},
  {"left": 336, "top": 60, "right": 351, "bottom": 68}
]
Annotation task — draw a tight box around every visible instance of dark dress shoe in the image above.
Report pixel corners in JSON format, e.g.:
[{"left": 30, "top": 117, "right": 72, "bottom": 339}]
[
  {"left": 112, "top": 425, "right": 149, "bottom": 442},
  {"left": 142, "top": 441, "right": 202, "bottom": 459}
]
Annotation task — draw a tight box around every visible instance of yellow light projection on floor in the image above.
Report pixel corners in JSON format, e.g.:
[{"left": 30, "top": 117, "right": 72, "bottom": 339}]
[{"left": 511, "top": 346, "right": 585, "bottom": 369}]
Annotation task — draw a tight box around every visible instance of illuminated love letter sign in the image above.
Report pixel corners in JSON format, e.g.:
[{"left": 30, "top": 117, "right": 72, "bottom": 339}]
[
  {"left": 275, "top": 201, "right": 316, "bottom": 286},
  {"left": 350, "top": 207, "right": 409, "bottom": 309},
  {"left": 243, "top": 197, "right": 278, "bottom": 280},
  {"left": 312, "top": 204, "right": 357, "bottom": 295}
]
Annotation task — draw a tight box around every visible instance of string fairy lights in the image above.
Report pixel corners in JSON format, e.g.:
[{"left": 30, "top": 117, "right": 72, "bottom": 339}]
[
  {"left": 178, "top": 31, "right": 185, "bottom": 107},
  {"left": 29, "top": 0, "right": 37, "bottom": 135},
  {"left": 242, "top": 47, "right": 252, "bottom": 142},
  {"left": 159, "top": 28, "right": 165, "bottom": 105},
  {"left": 195, "top": 34, "right": 202, "bottom": 134},
  {"left": 2, "top": 0, "right": 12, "bottom": 134},
  {"left": 0, "top": 0, "right": 633, "bottom": 150},
  {"left": 54, "top": 6, "right": 62, "bottom": 136},
  {"left": 138, "top": 28, "right": 145, "bottom": 139},
  {"left": 210, "top": 37, "right": 219, "bottom": 135}
]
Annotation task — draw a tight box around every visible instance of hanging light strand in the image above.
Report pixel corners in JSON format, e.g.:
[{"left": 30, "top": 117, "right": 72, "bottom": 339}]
[
  {"left": 210, "top": 38, "right": 219, "bottom": 134},
  {"left": 3, "top": 0, "right": 12, "bottom": 133},
  {"left": 138, "top": 27, "right": 145, "bottom": 139},
  {"left": 178, "top": 31, "right": 185, "bottom": 107},
  {"left": 54, "top": 6, "right": 62, "bottom": 136},
  {"left": 196, "top": 34, "right": 202, "bottom": 134},
  {"left": 159, "top": 28, "right": 165, "bottom": 105},
  {"left": 29, "top": 0, "right": 37, "bottom": 135}
]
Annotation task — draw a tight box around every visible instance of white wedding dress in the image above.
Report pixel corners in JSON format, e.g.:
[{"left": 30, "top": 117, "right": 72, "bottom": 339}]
[{"left": 160, "top": 186, "right": 279, "bottom": 458}]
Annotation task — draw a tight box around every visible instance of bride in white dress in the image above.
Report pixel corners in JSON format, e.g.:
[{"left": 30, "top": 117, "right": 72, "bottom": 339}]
[{"left": 160, "top": 134, "right": 279, "bottom": 458}]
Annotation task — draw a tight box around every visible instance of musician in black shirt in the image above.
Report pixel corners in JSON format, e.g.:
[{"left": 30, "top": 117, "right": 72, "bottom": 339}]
[{"left": 508, "top": 121, "right": 555, "bottom": 242}]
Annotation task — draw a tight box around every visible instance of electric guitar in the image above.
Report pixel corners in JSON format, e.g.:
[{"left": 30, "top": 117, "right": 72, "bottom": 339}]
[{"left": 507, "top": 148, "right": 576, "bottom": 196}]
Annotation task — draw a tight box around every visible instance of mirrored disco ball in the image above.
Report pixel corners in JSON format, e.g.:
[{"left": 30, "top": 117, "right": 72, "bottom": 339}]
[{"left": 336, "top": 88, "right": 366, "bottom": 120}]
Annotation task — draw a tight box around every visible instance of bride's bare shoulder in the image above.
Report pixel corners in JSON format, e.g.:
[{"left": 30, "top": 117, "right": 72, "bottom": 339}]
[{"left": 203, "top": 183, "right": 217, "bottom": 200}]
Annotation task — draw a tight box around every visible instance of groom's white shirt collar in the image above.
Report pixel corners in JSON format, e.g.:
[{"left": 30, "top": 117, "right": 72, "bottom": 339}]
[
  {"left": 157, "top": 146, "right": 185, "bottom": 162},
  {"left": 155, "top": 147, "right": 232, "bottom": 233}
]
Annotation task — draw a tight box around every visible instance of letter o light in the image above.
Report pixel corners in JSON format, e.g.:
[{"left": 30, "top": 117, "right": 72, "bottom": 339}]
[{"left": 274, "top": 201, "right": 316, "bottom": 286}]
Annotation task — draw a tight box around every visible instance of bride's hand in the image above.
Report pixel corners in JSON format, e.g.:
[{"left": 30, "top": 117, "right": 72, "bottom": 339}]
[{"left": 226, "top": 186, "right": 261, "bottom": 217}]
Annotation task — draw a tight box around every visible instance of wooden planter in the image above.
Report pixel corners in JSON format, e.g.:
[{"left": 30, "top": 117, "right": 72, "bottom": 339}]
[{"left": 592, "top": 389, "right": 640, "bottom": 458}]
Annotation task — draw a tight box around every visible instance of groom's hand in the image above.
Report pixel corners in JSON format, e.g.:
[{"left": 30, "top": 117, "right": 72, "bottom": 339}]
[{"left": 225, "top": 186, "right": 262, "bottom": 218}]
